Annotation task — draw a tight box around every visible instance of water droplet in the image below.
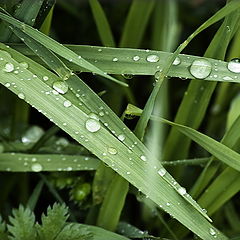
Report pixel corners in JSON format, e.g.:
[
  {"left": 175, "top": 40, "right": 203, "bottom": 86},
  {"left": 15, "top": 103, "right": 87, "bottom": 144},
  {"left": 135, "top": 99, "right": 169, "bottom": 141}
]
[
  {"left": 31, "top": 163, "right": 43, "bottom": 172},
  {"left": 63, "top": 100, "right": 72, "bottom": 108},
  {"left": 18, "top": 93, "right": 25, "bottom": 99},
  {"left": 189, "top": 59, "right": 212, "bottom": 79},
  {"left": 89, "top": 113, "right": 99, "bottom": 120},
  {"left": 146, "top": 54, "right": 159, "bottom": 63},
  {"left": 173, "top": 57, "right": 181, "bottom": 65},
  {"left": 85, "top": 119, "right": 101, "bottom": 133},
  {"left": 133, "top": 55, "right": 140, "bottom": 61},
  {"left": 4, "top": 63, "right": 14, "bottom": 72},
  {"left": 52, "top": 81, "right": 68, "bottom": 94},
  {"left": 113, "top": 57, "right": 118, "bottom": 62},
  {"left": 223, "top": 76, "right": 233, "bottom": 81},
  {"left": 108, "top": 147, "right": 118, "bottom": 155},
  {"left": 177, "top": 187, "right": 186, "bottom": 195},
  {"left": 19, "top": 62, "right": 28, "bottom": 69},
  {"left": 140, "top": 155, "right": 147, "bottom": 161},
  {"left": 158, "top": 168, "right": 166, "bottom": 177},
  {"left": 209, "top": 228, "right": 216, "bottom": 236},
  {"left": 5, "top": 82, "right": 11, "bottom": 87},
  {"left": 22, "top": 126, "right": 44, "bottom": 144},
  {"left": 118, "top": 134, "right": 125, "bottom": 141},
  {"left": 154, "top": 71, "right": 161, "bottom": 80},
  {"left": 122, "top": 73, "right": 133, "bottom": 79},
  {"left": 227, "top": 58, "right": 240, "bottom": 73},
  {"left": 43, "top": 76, "right": 49, "bottom": 81}
]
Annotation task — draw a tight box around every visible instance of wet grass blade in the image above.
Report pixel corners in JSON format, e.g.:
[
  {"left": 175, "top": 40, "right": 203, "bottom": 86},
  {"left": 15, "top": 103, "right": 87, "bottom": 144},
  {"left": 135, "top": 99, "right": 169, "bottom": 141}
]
[{"left": 0, "top": 43, "right": 226, "bottom": 239}]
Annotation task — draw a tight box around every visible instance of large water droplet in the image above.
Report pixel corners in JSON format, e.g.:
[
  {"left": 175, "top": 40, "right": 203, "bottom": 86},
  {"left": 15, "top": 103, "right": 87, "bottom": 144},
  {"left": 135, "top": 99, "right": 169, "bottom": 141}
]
[
  {"left": 31, "top": 163, "right": 43, "bottom": 172},
  {"left": 189, "top": 59, "right": 212, "bottom": 79},
  {"left": 158, "top": 168, "right": 166, "bottom": 177},
  {"left": 53, "top": 81, "right": 69, "bottom": 94},
  {"left": 227, "top": 58, "right": 240, "bottom": 73},
  {"left": 108, "top": 147, "right": 118, "bottom": 155},
  {"left": 146, "top": 54, "right": 159, "bottom": 63},
  {"left": 4, "top": 63, "right": 14, "bottom": 72},
  {"left": 173, "top": 57, "right": 181, "bottom": 66},
  {"left": 85, "top": 119, "right": 101, "bottom": 133}
]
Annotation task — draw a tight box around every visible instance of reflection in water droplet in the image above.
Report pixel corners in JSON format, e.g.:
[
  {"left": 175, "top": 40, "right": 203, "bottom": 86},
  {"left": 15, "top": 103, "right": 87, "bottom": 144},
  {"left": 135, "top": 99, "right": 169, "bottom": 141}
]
[
  {"left": 4, "top": 63, "right": 14, "bottom": 72},
  {"left": 146, "top": 54, "right": 159, "bottom": 63},
  {"left": 53, "top": 81, "right": 69, "bottom": 94},
  {"left": 108, "top": 147, "right": 118, "bottom": 155},
  {"left": 189, "top": 59, "right": 212, "bottom": 79},
  {"left": 31, "top": 163, "right": 43, "bottom": 172},
  {"left": 85, "top": 119, "right": 101, "bottom": 132},
  {"left": 173, "top": 57, "right": 181, "bottom": 66},
  {"left": 227, "top": 58, "right": 240, "bottom": 73}
]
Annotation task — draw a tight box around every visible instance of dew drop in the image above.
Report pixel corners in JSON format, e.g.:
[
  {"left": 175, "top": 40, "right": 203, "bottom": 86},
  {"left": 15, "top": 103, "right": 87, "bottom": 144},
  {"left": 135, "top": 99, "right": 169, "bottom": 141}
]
[
  {"left": 113, "top": 57, "right": 118, "bottom": 62},
  {"left": 146, "top": 54, "right": 159, "bottom": 63},
  {"left": 133, "top": 55, "right": 140, "bottom": 61},
  {"left": 209, "top": 228, "right": 216, "bottom": 236},
  {"left": 63, "top": 100, "right": 72, "bottom": 108},
  {"left": 189, "top": 59, "right": 212, "bottom": 79},
  {"left": 85, "top": 119, "right": 101, "bottom": 133},
  {"left": 223, "top": 76, "right": 233, "bottom": 81},
  {"left": 18, "top": 93, "right": 25, "bottom": 100},
  {"left": 4, "top": 63, "right": 14, "bottom": 72},
  {"left": 177, "top": 187, "right": 186, "bottom": 195},
  {"left": 43, "top": 76, "right": 49, "bottom": 81},
  {"left": 108, "top": 147, "right": 118, "bottom": 155},
  {"left": 140, "top": 155, "right": 147, "bottom": 161},
  {"left": 52, "top": 81, "right": 69, "bottom": 94},
  {"left": 89, "top": 113, "right": 99, "bottom": 120},
  {"left": 173, "top": 57, "right": 181, "bottom": 66},
  {"left": 158, "top": 168, "right": 166, "bottom": 177},
  {"left": 31, "top": 163, "right": 43, "bottom": 172},
  {"left": 5, "top": 82, "right": 11, "bottom": 88},
  {"left": 227, "top": 58, "right": 240, "bottom": 73},
  {"left": 118, "top": 134, "right": 125, "bottom": 141}
]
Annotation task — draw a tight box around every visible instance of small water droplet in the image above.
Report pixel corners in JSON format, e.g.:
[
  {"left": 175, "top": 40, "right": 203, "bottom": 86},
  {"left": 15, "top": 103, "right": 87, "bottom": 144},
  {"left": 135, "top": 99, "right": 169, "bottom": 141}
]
[
  {"left": 31, "top": 163, "right": 43, "bottom": 172},
  {"left": 140, "top": 155, "right": 147, "bottom": 161},
  {"left": 173, "top": 57, "right": 181, "bottom": 66},
  {"left": 18, "top": 93, "right": 25, "bottom": 99},
  {"left": 177, "top": 187, "right": 186, "bottom": 195},
  {"left": 223, "top": 76, "right": 233, "bottom": 81},
  {"left": 209, "top": 228, "right": 216, "bottom": 236},
  {"left": 53, "top": 81, "right": 68, "bottom": 94},
  {"left": 118, "top": 134, "right": 125, "bottom": 141},
  {"left": 158, "top": 168, "right": 166, "bottom": 177},
  {"left": 227, "top": 58, "right": 240, "bottom": 73},
  {"left": 43, "top": 76, "right": 49, "bottom": 81},
  {"left": 63, "top": 100, "right": 72, "bottom": 108},
  {"left": 112, "top": 57, "right": 118, "bottom": 62},
  {"left": 4, "top": 63, "right": 14, "bottom": 72},
  {"left": 133, "top": 55, "right": 140, "bottom": 61},
  {"left": 189, "top": 59, "right": 212, "bottom": 79},
  {"left": 146, "top": 54, "right": 159, "bottom": 63},
  {"left": 85, "top": 119, "right": 101, "bottom": 132},
  {"left": 5, "top": 82, "right": 11, "bottom": 87},
  {"left": 108, "top": 147, "right": 118, "bottom": 155}
]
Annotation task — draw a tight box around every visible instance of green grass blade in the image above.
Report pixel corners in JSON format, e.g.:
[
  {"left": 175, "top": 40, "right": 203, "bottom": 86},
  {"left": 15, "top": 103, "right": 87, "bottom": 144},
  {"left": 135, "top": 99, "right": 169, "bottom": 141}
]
[
  {"left": 27, "top": 180, "right": 44, "bottom": 211},
  {"left": 89, "top": 0, "right": 115, "bottom": 47},
  {"left": 0, "top": 43, "right": 227, "bottom": 239},
  {"left": 119, "top": 0, "right": 155, "bottom": 48},
  {"left": 0, "top": 9, "right": 127, "bottom": 87}
]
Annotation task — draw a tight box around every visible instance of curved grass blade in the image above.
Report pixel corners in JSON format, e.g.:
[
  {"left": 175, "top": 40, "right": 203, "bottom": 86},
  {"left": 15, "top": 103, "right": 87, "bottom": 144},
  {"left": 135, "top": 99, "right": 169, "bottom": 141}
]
[
  {"left": 0, "top": 9, "right": 127, "bottom": 87},
  {"left": 0, "top": 44, "right": 227, "bottom": 239}
]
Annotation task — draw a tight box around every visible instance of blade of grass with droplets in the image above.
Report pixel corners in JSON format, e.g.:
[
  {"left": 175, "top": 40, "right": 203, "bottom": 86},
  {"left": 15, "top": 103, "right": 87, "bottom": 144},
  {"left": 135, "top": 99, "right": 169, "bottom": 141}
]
[
  {"left": 0, "top": 9, "right": 127, "bottom": 87},
  {"left": 127, "top": 104, "right": 240, "bottom": 173},
  {"left": 10, "top": 43, "right": 240, "bottom": 84},
  {"left": 135, "top": 0, "right": 240, "bottom": 141},
  {"left": 119, "top": 0, "right": 155, "bottom": 48},
  {"left": 0, "top": 153, "right": 99, "bottom": 172},
  {"left": 89, "top": 0, "right": 115, "bottom": 47},
  {"left": 0, "top": 44, "right": 226, "bottom": 239},
  {"left": 163, "top": 3, "right": 240, "bottom": 161}
]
